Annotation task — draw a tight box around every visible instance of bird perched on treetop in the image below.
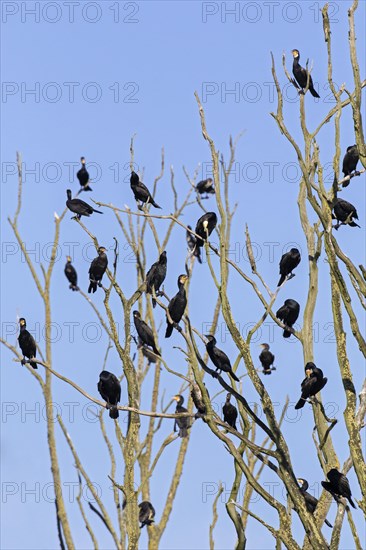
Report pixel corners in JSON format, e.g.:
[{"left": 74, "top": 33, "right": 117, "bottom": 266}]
[
  {"left": 297, "top": 478, "right": 333, "bottom": 527},
  {"left": 186, "top": 226, "right": 202, "bottom": 264},
  {"left": 291, "top": 49, "right": 320, "bottom": 98},
  {"left": 18, "top": 318, "right": 37, "bottom": 369},
  {"left": 195, "top": 212, "right": 217, "bottom": 247},
  {"left": 278, "top": 248, "right": 301, "bottom": 287},
  {"left": 165, "top": 274, "right": 188, "bottom": 338},
  {"left": 259, "top": 343, "right": 275, "bottom": 375},
  {"left": 196, "top": 178, "right": 215, "bottom": 197},
  {"left": 342, "top": 145, "right": 359, "bottom": 187},
  {"left": 172, "top": 394, "right": 191, "bottom": 437},
  {"left": 205, "top": 335, "right": 240, "bottom": 382},
  {"left": 130, "top": 171, "right": 161, "bottom": 209},
  {"left": 145, "top": 251, "right": 167, "bottom": 308},
  {"left": 222, "top": 393, "right": 238, "bottom": 430},
  {"left": 332, "top": 198, "right": 360, "bottom": 229},
  {"left": 133, "top": 311, "right": 160, "bottom": 356},
  {"left": 294, "top": 362, "right": 327, "bottom": 409},
  {"left": 66, "top": 189, "right": 102, "bottom": 219},
  {"left": 321, "top": 469, "right": 356, "bottom": 509},
  {"left": 97, "top": 370, "right": 121, "bottom": 419},
  {"left": 139, "top": 501, "right": 155, "bottom": 528},
  {"left": 76, "top": 157, "right": 92, "bottom": 191},
  {"left": 88, "top": 247, "right": 108, "bottom": 293},
  {"left": 64, "top": 256, "right": 79, "bottom": 291},
  {"left": 276, "top": 299, "right": 300, "bottom": 338}
]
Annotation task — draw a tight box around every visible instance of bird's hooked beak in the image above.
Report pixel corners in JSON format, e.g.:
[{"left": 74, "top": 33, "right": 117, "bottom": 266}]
[
  {"left": 292, "top": 49, "right": 299, "bottom": 58},
  {"left": 172, "top": 395, "right": 180, "bottom": 402},
  {"left": 19, "top": 319, "right": 26, "bottom": 326},
  {"left": 66, "top": 256, "right": 72, "bottom": 262},
  {"left": 305, "top": 368, "right": 312, "bottom": 378}
]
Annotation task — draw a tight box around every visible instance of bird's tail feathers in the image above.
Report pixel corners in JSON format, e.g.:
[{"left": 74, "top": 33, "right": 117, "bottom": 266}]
[
  {"left": 278, "top": 274, "right": 286, "bottom": 287},
  {"left": 230, "top": 371, "right": 240, "bottom": 382},
  {"left": 294, "top": 398, "right": 305, "bottom": 410},
  {"left": 165, "top": 323, "right": 173, "bottom": 338},
  {"left": 88, "top": 281, "right": 97, "bottom": 293},
  {"left": 30, "top": 359, "right": 38, "bottom": 370},
  {"left": 109, "top": 406, "right": 119, "bottom": 419}
]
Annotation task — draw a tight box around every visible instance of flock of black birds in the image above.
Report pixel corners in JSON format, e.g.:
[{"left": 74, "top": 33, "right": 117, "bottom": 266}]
[{"left": 16, "top": 52, "right": 362, "bottom": 529}]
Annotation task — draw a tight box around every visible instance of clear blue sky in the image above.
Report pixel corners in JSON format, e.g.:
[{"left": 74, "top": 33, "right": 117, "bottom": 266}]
[{"left": 1, "top": 1, "right": 365, "bottom": 549}]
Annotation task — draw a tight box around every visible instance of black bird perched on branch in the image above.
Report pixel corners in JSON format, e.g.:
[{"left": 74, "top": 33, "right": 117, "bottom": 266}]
[
  {"left": 18, "top": 318, "right": 37, "bottom": 369},
  {"left": 64, "top": 256, "right": 79, "bottom": 291},
  {"left": 321, "top": 469, "right": 356, "bottom": 509},
  {"left": 342, "top": 145, "right": 359, "bottom": 186},
  {"left": 97, "top": 370, "right": 121, "bottom": 419},
  {"left": 88, "top": 247, "right": 108, "bottom": 293},
  {"left": 195, "top": 212, "right": 217, "bottom": 247},
  {"left": 133, "top": 311, "right": 160, "bottom": 356},
  {"left": 259, "top": 343, "right": 275, "bottom": 375},
  {"left": 165, "top": 274, "right": 188, "bottom": 338},
  {"left": 276, "top": 299, "right": 300, "bottom": 338},
  {"left": 205, "top": 335, "right": 240, "bottom": 381},
  {"left": 191, "top": 381, "right": 208, "bottom": 421},
  {"left": 297, "top": 478, "right": 333, "bottom": 527},
  {"left": 146, "top": 251, "right": 167, "bottom": 308},
  {"left": 130, "top": 171, "right": 161, "bottom": 209},
  {"left": 66, "top": 189, "right": 102, "bottom": 219},
  {"left": 294, "top": 362, "right": 327, "bottom": 409},
  {"left": 76, "top": 157, "right": 92, "bottom": 191},
  {"left": 291, "top": 49, "right": 320, "bottom": 98},
  {"left": 196, "top": 178, "right": 215, "bottom": 197},
  {"left": 278, "top": 248, "right": 301, "bottom": 286},
  {"left": 223, "top": 393, "right": 238, "bottom": 430},
  {"left": 139, "top": 501, "right": 155, "bottom": 528},
  {"left": 172, "top": 394, "right": 191, "bottom": 437},
  {"left": 186, "top": 226, "right": 202, "bottom": 264},
  {"left": 332, "top": 198, "right": 360, "bottom": 229}
]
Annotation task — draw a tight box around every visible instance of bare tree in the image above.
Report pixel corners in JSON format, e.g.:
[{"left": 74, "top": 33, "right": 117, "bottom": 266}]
[{"left": 2, "top": 2, "right": 365, "bottom": 549}]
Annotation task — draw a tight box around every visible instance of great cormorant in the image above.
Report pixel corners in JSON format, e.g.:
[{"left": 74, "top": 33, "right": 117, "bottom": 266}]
[
  {"left": 139, "top": 501, "right": 155, "bottom": 528},
  {"left": 130, "top": 171, "right": 161, "bottom": 209},
  {"left": 88, "top": 247, "right": 108, "bottom": 293},
  {"left": 294, "top": 362, "right": 327, "bottom": 409},
  {"left": 342, "top": 145, "right": 359, "bottom": 186},
  {"left": 196, "top": 178, "right": 215, "bottom": 197},
  {"left": 332, "top": 198, "right": 360, "bottom": 229},
  {"left": 292, "top": 49, "right": 320, "bottom": 98},
  {"left": 278, "top": 248, "right": 301, "bottom": 287},
  {"left": 76, "top": 157, "right": 92, "bottom": 191},
  {"left": 205, "top": 335, "right": 240, "bottom": 381},
  {"left": 64, "top": 256, "right": 79, "bottom": 291},
  {"left": 146, "top": 251, "right": 167, "bottom": 308},
  {"left": 186, "top": 226, "right": 202, "bottom": 264},
  {"left": 165, "top": 274, "right": 188, "bottom": 338},
  {"left": 276, "top": 299, "right": 300, "bottom": 338},
  {"left": 172, "top": 394, "right": 191, "bottom": 437},
  {"left": 195, "top": 212, "right": 217, "bottom": 247},
  {"left": 321, "top": 469, "right": 356, "bottom": 509},
  {"left": 133, "top": 311, "right": 160, "bottom": 356},
  {"left": 259, "top": 343, "right": 275, "bottom": 375},
  {"left": 66, "top": 189, "right": 102, "bottom": 219},
  {"left": 18, "top": 318, "right": 37, "bottom": 369},
  {"left": 223, "top": 393, "right": 238, "bottom": 430},
  {"left": 297, "top": 478, "right": 333, "bottom": 527}
]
